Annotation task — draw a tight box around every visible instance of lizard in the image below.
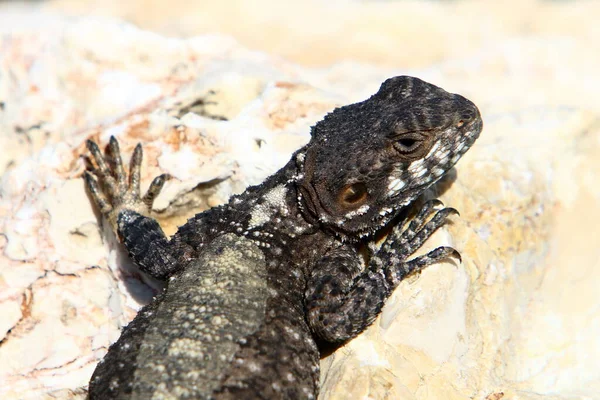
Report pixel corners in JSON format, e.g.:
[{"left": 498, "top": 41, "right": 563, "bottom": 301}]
[{"left": 84, "top": 75, "right": 482, "bottom": 399}]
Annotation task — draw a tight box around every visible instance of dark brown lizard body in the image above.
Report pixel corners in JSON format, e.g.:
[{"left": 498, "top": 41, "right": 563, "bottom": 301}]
[{"left": 84, "top": 76, "right": 482, "bottom": 399}]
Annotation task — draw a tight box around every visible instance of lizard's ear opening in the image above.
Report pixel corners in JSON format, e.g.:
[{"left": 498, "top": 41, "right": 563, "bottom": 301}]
[{"left": 338, "top": 183, "right": 368, "bottom": 208}]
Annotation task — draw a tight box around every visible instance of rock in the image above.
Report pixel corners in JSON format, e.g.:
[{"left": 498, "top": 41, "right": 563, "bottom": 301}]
[
  {"left": 43, "top": 0, "right": 600, "bottom": 71},
  {"left": 1, "top": 4, "right": 599, "bottom": 400}
]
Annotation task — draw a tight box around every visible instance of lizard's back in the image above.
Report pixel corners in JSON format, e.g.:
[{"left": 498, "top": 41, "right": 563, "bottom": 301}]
[
  {"left": 89, "top": 233, "right": 315, "bottom": 399},
  {"left": 85, "top": 76, "right": 482, "bottom": 399}
]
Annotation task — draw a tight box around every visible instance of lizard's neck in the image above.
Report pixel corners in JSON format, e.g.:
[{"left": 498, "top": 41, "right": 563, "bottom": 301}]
[{"left": 222, "top": 156, "right": 334, "bottom": 274}]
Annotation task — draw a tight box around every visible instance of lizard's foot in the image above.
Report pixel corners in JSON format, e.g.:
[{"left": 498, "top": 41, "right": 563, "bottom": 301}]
[
  {"left": 84, "top": 136, "right": 170, "bottom": 233},
  {"left": 371, "top": 200, "right": 461, "bottom": 287}
]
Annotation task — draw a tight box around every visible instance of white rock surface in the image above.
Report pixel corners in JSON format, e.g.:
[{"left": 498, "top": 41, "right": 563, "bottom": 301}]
[{"left": 0, "top": 3, "right": 599, "bottom": 400}]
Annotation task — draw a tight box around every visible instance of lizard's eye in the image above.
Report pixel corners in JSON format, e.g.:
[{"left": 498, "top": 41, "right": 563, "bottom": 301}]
[
  {"left": 393, "top": 136, "right": 422, "bottom": 154},
  {"left": 339, "top": 183, "right": 368, "bottom": 207}
]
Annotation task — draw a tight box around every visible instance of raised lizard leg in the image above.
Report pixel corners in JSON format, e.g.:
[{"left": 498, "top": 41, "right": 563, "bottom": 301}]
[
  {"left": 394, "top": 199, "right": 444, "bottom": 244},
  {"left": 305, "top": 201, "right": 460, "bottom": 343},
  {"left": 377, "top": 201, "right": 459, "bottom": 262},
  {"left": 84, "top": 136, "right": 180, "bottom": 280}
]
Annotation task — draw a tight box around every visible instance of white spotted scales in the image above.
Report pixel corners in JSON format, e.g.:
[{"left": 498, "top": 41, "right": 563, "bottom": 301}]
[{"left": 84, "top": 76, "right": 482, "bottom": 399}]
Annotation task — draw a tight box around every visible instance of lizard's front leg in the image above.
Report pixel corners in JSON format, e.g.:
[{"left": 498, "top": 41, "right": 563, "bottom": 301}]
[
  {"left": 305, "top": 200, "right": 460, "bottom": 343},
  {"left": 84, "top": 136, "right": 179, "bottom": 280}
]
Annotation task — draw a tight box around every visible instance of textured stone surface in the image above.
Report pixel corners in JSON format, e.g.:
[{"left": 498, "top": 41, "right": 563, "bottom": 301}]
[
  {"left": 1, "top": 2, "right": 599, "bottom": 399},
  {"left": 43, "top": 0, "right": 600, "bottom": 71}
]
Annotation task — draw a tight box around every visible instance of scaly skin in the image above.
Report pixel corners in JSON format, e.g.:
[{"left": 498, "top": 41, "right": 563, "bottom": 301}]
[{"left": 85, "top": 76, "right": 482, "bottom": 399}]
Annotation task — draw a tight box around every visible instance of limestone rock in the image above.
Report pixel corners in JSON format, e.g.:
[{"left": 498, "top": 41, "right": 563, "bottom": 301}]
[{"left": 0, "top": 5, "right": 598, "bottom": 400}]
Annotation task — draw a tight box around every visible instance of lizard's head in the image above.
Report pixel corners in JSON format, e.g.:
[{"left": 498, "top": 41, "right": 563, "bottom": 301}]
[{"left": 296, "top": 76, "right": 482, "bottom": 237}]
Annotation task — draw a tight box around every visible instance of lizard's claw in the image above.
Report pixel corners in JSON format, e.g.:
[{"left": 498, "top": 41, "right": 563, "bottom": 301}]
[
  {"left": 84, "top": 136, "right": 171, "bottom": 232},
  {"left": 374, "top": 200, "right": 462, "bottom": 287}
]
